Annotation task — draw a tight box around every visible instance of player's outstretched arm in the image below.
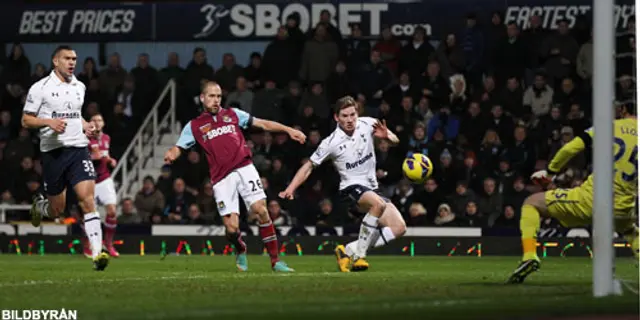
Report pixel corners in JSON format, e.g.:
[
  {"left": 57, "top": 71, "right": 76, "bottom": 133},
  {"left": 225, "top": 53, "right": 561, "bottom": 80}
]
[
  {"left": 252, "top": 118, "right": 306, "bottom": 144},
  {"left": 165, "top": 122, "right": 195, "bottom": 164},
  {"left": 547, "top": 133, "right": 589, "bottom": 175},
  {"left": 279, "top": 161, "right": 314, "bottom": 200}
]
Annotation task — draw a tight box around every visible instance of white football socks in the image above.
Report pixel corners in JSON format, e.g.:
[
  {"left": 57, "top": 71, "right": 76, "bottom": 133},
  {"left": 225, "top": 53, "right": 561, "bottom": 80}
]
[
  {"left": 345, "top": 226, "right": 397, "bottom": 258},
  {"left": 83, "top": 212, "right": 103, "bottom": 259},
  {"left": 372, "top": 227, "right": 396, "bottom": 248},
  {"left": 354, "top": 213, "right": 379, "bottom": 258}
]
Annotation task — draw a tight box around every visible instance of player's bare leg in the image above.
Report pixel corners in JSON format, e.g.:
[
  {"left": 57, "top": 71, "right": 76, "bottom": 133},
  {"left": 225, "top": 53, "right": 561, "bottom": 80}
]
[
  {"left": 75, "top": 180, "right": 109, "bottom": 271},
  {"left": 103, "top": 204, "right": 119, "bottom": 257},
  {"left": 250, "top": 200, "right": 294, "bottom": 272},
  {"left": 31, "top": 190, "right": 66, "bottom": 227},
  {"left": 342, "top": 202, "right": 407, "bottom": 272},
  {"left": 344, "top": 191, "right": 386, "bottom": 265},
  {"left": 222, "top": 213, "right": 248, "bottom": 271},
  {"left": 508, "top": 192, "right": 548, "bottom": 284}
]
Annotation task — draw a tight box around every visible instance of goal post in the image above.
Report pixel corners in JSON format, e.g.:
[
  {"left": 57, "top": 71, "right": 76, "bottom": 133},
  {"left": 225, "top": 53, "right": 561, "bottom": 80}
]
[{"left": 591, "top": 0, "right": 616, "bottom": 298}]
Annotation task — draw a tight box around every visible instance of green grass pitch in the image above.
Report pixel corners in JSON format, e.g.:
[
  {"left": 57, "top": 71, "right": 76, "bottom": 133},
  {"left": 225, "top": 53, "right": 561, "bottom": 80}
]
[{"left": 0, "top": 255, "right": 637, "bottom": 319}]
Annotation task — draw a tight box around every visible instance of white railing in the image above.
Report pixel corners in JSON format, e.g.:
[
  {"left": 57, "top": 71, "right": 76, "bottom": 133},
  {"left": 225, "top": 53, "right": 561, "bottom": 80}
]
[
  {"left": 112, "top": 79, "right": 177, "bottom": 200},
  {"left": 0, "top": 204, "right": 31, "bottom": 223}
]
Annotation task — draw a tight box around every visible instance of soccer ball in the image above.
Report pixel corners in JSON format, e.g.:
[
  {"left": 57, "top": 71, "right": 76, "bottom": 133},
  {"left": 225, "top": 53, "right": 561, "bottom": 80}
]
[{"left": 402, "top": 153, "right": 433, "bottom": 184}]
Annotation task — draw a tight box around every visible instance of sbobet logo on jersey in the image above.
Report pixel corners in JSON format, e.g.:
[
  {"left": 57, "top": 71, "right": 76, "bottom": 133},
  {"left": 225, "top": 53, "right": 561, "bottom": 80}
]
[
  {"left": 346, "top": 152, "right": 373, "bottom": 170},
  {"left": 202, "top": 125, "right": 236, "bottom": 141}
]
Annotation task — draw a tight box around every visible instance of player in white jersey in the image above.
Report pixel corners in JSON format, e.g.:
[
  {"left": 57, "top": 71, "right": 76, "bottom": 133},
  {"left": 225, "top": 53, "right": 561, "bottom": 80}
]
[
  {"left": 280, "top": 96, "right": 407, "bottom": 272},
  {"left": 21, "top": 46, "right": 109, "bottom": 271}
]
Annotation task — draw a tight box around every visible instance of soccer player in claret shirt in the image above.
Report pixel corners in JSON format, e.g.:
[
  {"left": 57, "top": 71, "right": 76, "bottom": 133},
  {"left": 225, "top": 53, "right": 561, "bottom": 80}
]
[
  {"left": 164, "top": 81, "right": 306, "bottom": 272},
  {"left": 82, "top": 113, "right": 119, "bottom": 258},
  {"left": 508, "top": 101, "right": 639, "bottom": 284}
]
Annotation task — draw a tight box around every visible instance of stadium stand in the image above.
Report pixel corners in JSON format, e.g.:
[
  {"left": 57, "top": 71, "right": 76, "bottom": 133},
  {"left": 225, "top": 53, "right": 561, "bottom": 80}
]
[{"left": 0, "top": 13, "right": 635, "bottom": 237}]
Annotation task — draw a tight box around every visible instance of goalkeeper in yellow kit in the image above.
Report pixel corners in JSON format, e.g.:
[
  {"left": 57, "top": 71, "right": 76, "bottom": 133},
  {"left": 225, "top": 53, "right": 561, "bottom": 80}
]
[{"left": 508, "top": 101, "right": 639, "bottom": 284}]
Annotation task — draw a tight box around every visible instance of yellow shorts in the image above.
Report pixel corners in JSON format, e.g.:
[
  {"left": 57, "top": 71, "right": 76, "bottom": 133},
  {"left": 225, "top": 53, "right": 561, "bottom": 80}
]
[{"left": 545, "top": 186, "right": 636, "bottom": 232}]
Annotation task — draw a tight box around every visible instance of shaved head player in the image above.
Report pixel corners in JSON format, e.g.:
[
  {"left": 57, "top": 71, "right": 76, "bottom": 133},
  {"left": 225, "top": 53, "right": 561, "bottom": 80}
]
[
  {"left": 164, "top": 81, "right": 306, "bottom": 272},
  {"left": 22, "top": 45, "right": 109, "bottom": 271}
]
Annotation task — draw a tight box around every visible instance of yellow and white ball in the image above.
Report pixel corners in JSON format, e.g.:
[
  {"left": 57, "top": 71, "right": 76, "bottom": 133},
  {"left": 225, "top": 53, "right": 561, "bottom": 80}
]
[{"left": 402, "top": 153, "right": 433, "bottom": 184}]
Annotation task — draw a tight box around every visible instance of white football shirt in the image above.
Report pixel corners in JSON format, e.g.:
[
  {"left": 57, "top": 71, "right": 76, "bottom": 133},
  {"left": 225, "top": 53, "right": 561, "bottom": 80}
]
[
  {"left": 310, "top": 117, "right": 379, "bottom": 191},
  {"left": 23, "top": 71, "right": 88, "bottom": 152}
]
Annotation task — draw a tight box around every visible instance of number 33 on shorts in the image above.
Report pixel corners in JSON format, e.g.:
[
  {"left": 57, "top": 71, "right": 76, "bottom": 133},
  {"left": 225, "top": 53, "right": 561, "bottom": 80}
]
[{"left": 82, "top": 160, "right": 96, "bottom": 177}]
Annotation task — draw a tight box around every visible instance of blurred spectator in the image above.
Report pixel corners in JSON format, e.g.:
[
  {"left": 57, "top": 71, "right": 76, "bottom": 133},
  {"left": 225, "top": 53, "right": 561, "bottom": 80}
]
[
  {"left": 117, "top": 198, "right": 142, "bottom": 224},
  {"left": 399, "top": 26, "right": 434, "bottom": 81},
  {"left": 357, "top": 50, "right": 392, "bottom": 108},
  {"left": 436, "top": 33, "right": 466, "bottom": 79},
  {"left": 130, "top": 53, "right": 159, "bottom": 101},
  {"left": 99, "top": 53, "right": 127, "bottom": 98},
  {"left": 494, "top": 205, "right": 519, "bottom": 228},
  {"left": 493, "top": 22, "right": 527, "bottom": 87},
  {"left": 478, "top": 177, "right": 503, "bottom": 226},
  {"left": 225, "top": 76, "right": 254, "bottom": 113},
  {"left": 326, "top": 61, "right": 353, "bottom": 104},
  {"left": 447, "top": 181, "right": 477, "bottom": 216},
  {"left": 434, "top": 203, "right": 457, "bottom": 226},
  {"left": 164, "top": 178, "right": 195, "bottom": 224},
  {"left": 196, "top": 180, "right": 219, "bottom": 224},
  {"left": 215, "top": 53, "right": 244, "bottom": 94},
  {"left": 263, "top": 26, "right": 300, "bottom": 88},
  {"left": 523, "top": 72, "right": 553, "bottom": 119},
  {"left": 408, "top": 202, "right": 429, "bottom": 226},
  {"left": 244, "top": 52, "right": 263, "bottom": 90},
  {"left": 134, "top": 176, "right": 166, "bottom": 223},
  {"left": 186, "top": 204, "right": 206, "bottom": 224},
  {"left": 299, "top": 23, "right": 339, "bottom": 85},
  {"left": 373, "top": 26, "right": 402, "bottom": 76},
  {"left": 252, "top": 80, "right": 285, "bottom": 123},
  {"left": 2, "top": 43, "right": 31, "bottom": 88},
  {"left": 539, "top": 19, "right": 579, "bottom": 86},
  {"left": 267, "top": 199, "right": 290, "bottom": 227},
  {"left": 345, "top": 23, "right": 371, "bottom": 73},
  {"left": 159, "top": 52, "right": 185, "bottom": 88},
  {"left": 391, "top": 179, "right": 415, "bottom": 218},
  {"left": 576, "top": 31, "right": 593, "bottom": 86},
  {"left": 316, "top": 198, "right": 339, "bottom": 235}
]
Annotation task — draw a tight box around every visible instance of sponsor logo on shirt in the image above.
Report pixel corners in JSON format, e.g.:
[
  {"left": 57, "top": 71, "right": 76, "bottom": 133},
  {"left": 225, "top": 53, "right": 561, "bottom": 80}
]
[
  {"left": 345, "top": 152, "right": 373, "bottom": 170},
  {"left": 203, "top": 124, "right": 236, "bottom": 140},
  {"left": 51, "top": 111, "right": 81, "bottom": 119}
]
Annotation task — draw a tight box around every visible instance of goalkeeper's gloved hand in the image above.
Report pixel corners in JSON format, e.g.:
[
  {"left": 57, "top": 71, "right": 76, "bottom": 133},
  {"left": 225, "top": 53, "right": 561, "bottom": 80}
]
[{"left": 531, "top": 169, "right": 555, "bottom": 188}]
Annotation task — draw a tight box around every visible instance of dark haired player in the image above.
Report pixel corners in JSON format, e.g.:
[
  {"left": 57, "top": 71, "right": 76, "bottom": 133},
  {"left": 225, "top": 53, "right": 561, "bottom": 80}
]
[
  {"left": 22, "top": 45, "right": 109, "bottom": 270},
  {"left": 509, "top": 101, "right": 638, "bottom": 284},
  {"left": 164, "top": 81, "right": 305, "bottom": 272},
  {"left": 80, "top": 113, "right": 119, "bottom": 258},
  {"left": 280, "top": 96, "right": 408, "bottom": 272}
]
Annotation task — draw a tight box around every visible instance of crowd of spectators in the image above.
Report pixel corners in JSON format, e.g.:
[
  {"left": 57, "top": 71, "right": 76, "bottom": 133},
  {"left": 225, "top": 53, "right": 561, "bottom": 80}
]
[{"left": 0, "top": 11, "right": 635, "bottom": 235}]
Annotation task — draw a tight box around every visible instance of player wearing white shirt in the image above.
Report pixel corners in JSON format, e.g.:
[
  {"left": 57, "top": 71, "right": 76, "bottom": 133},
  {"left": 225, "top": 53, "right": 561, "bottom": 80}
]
[
  {"left": 280, "top": 96, "right": 407, "bottom": 272},
  {"left": 21, "top": 46, "right": 109, "bottom": 271}
]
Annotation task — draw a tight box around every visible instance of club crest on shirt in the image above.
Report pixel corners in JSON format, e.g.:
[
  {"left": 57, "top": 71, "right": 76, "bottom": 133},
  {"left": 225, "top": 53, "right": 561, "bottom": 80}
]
[
  {"left": 222, "top": 115, "right": 232, "bottom": 123},
  {"left": 199, "top": 123, "right": 212, "bottom": 133},
  {"left": 218, "top": 201, "right": 225, "bottom": 210}
]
